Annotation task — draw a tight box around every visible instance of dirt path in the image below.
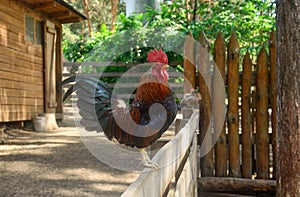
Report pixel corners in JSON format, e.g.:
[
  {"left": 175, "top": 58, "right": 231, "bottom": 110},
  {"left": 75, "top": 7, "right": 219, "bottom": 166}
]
[{"left": 0, "top": 123, "right": 139, "bottom": 196}]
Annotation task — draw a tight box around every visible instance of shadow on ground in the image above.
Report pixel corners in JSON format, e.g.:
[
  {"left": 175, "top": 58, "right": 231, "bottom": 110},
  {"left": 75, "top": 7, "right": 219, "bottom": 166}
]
[{"left": 0, "top": 123, "right": 138, "bottom": 196}]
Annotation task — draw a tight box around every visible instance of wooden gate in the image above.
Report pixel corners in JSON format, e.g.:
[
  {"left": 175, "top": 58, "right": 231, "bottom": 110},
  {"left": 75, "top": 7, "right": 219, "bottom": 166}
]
[{"left": 44, "top": 20, "right": 57, "bottom": 112}]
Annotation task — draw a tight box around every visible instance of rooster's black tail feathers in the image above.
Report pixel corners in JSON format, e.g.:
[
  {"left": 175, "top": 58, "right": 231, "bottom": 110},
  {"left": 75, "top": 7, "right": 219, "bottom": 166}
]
[
  {"left": 62, "top": 76, "right": 113, "bottom": 131},
  {"left": 62, "top": 76, "right": 112, "bottom": 102}
]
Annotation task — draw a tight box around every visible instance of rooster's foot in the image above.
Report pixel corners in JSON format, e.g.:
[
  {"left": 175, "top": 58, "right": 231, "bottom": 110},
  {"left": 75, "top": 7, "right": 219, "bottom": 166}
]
[{"left": 140, "top": 148, "right": 159, "bottom": 170}]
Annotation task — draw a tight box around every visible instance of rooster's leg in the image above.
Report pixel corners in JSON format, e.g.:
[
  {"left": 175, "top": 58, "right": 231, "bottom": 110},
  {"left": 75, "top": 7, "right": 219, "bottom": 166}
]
[{"left": 140, "top": 148, "right": 159, "bottom": 170}]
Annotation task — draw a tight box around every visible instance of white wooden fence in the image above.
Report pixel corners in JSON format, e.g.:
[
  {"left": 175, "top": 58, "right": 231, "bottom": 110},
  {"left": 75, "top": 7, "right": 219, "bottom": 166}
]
[
  {"left": 63, "top": 61, "right": 185, "bottom": 100},
  {"left": 122, "top": 112, "right": 199, "bottom": 197}
]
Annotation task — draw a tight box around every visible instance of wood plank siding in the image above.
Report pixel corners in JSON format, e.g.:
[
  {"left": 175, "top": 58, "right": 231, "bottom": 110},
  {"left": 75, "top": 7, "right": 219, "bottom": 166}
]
[
  {"left": 0, "top": 0, "right": 44, "bottom": 122},
  {"left": 0, "top": 0, "right": 85, "bottom": 122}
]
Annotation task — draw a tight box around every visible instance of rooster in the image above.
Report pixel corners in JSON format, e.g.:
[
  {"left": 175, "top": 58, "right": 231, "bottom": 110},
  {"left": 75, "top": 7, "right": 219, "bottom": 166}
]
[{"left": 63, "top": 49, "right": 179, "bottom": 169}]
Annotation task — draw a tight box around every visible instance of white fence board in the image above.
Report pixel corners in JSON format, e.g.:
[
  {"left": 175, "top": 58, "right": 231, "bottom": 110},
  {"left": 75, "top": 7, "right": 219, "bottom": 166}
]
[
  {"left": 175, "top": 133, "right": 198, "bottom": 197},
  {"left": 122, "top": 113, "right": 198, "bottom": 197}
]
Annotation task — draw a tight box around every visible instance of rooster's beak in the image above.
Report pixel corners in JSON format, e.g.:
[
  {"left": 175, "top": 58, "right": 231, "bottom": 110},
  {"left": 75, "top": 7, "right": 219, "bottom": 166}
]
[{"left": 163, "top": 64, "right": 169, "bottom": 69}]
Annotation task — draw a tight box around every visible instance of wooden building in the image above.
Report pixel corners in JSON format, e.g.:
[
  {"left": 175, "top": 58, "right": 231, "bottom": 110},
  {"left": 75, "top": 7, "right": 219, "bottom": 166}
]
[{"left": 0, "top": 0, "right": 86, "bottom": 123}]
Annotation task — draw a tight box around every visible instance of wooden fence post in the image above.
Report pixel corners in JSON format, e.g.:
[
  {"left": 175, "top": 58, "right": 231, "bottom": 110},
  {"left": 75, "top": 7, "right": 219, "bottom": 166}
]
[
  {"left": 269, "top": 31, "right": 276, "bottom": 179},
  {"left": 227, "top": 32, "right": 241, "bottom": 177},
  {"left": 198, "top": 31, "right": 213, "bottom": 177},
  {"left": 255, "top": 47, "right": 269, "bottom": 179},
  {"left": 241, "top": 52, "right": 253, "bottom": 178},
  {"left": 184, "top": 32, "right": 196, "bottom": 93},
  {"left": 213, "top": 32, "right": 227, "bottom": 177}
]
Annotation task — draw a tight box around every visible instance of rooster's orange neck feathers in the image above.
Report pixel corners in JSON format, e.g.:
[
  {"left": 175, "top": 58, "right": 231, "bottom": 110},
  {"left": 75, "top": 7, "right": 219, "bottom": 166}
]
[{"left": 135, "top": 49, "right": 171, "bottom": 105}]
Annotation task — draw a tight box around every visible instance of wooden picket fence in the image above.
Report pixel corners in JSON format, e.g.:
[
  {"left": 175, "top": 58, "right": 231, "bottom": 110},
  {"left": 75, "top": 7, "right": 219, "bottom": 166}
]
[{"left": 184, "top": 31, "right": 276, "bottom": 194}]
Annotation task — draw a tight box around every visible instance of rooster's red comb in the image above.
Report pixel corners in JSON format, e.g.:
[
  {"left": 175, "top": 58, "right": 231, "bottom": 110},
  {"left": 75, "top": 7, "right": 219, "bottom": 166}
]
[{"left": 147, "top": 48, "right": 168, "bottom": 64}]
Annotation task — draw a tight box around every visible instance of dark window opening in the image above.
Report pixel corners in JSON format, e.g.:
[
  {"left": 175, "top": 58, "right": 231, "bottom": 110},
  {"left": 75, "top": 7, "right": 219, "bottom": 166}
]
[
  {"left": 25, "top": 16, "right": 34, "bottom": 43},
  {"left": 36, "top": 21, "right": 44, "bottom": 45},
  {"left": 25, "top": 15, "right": 43, "bottom": 45}
]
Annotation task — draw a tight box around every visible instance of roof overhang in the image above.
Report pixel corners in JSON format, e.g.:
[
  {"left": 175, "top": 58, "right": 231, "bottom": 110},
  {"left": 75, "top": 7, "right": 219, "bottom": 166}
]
[{"left": 18, "top": 0, "right": 87, "bottom": 23}]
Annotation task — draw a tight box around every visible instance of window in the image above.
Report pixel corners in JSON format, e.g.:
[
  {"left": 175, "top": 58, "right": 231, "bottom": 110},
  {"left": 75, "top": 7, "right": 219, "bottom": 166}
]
[
  {"left": 35, "top": 21, "right": 43, "bottom": 45},
  {"left": 25, "top": 16, "right": 34, "bottom": 42},
  {"left": 25, "top": 15, "right": 43, "bottom": 45}
]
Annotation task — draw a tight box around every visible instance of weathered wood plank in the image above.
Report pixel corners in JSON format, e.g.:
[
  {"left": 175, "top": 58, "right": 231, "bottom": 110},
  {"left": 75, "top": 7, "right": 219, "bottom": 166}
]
[
  {"left": 122, "top": 113, "right": 198, "bottom": 197},
  {"left": 62, "top": 61, "right": 185, "bottom": 102},
  {"left": 174, "top": 132, "right": 198, "bottom": 197},
  {"left": 0, "top": 96, "right": 43, "bottom": 106},
  {"left": 0, "top": 63, "right": 43, "bottom": 78},
  {"left": 183, "top": 32, "right": 196, "bottom": 93},
  {"left": 0, "top": 79, "right": 43, "bottom": 91},
  {"left": 0, "top": 111, "right": 43, "bottom": 122},
  {"left": 0, "top": 26, "right": 24, "bottom": 45},
  {"left": 0, "top": 14, "right": 43, "bottom": 57},
  {"left": 241, "top": 52, "right": 253, "bottom": 178},
  {"left": 227, "top": 32, "right": 241, "bottom": 177},
  {"left": 0, "top": 45, "right": 43, "bottom": 68},
  {"left": 251, "top": 90, "right": 256, "bottom": 145},
  {"left": 198, "top": 177, "right": 276, "bottom": 195},
  {"left": 0, "top": 70, "right": 43, "bottom": 85},
  {"left": 0, "top": 58, "right": 43, "bottom": 74},
  {"left": 56, "top": 25, "right": 64, "bottom": 116},
  {"left": 65, "top": 61, "right": 183, "bottom": 67},
  {"left": 175, "top": 157, "right": 192, "bottom": 197},
  {"left": 0, "top": 105, "right": 44, "bottom": 113},
  {"left": 0, "top": 0, "right": 24, "bottom": 19},
  {"left": 64, "top": 71, "right": 183, "bottom": 78},
  {"left": 255, "top": 47, "right": 269, "bottom": 179},
  {"left": 0, "top": 88, "right": 43, "bottom": 99},
  {"left": 0, "top": 7, "right": 23, "bottom": 29},
  {"left": 198, "top": 31, "right": 213, "bottom": 177},
  {"left": 0, "top": 18, "right": 23, "bottom": 35},
  {"left": 213, "top": 32, "right": 227, "bottom": 177},
  {"left": 269, "top": 31, "right": 276, "bottom": 179}
]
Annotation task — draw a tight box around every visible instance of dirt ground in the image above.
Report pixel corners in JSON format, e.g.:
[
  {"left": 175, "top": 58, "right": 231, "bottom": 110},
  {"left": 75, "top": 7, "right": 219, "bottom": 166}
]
[{"left": 0, "top": 120, "right": 140, "bottom": 197}]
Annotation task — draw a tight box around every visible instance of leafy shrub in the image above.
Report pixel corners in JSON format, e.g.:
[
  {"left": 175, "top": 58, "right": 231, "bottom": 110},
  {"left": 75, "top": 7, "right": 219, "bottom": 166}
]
[{"left": 63, "top": 0, "right": 275, "bottom": 67}]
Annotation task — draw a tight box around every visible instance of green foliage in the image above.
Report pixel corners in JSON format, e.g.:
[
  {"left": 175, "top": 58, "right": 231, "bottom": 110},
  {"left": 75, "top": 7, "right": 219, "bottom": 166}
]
[
  {"left": 193, "top": 0, "right": 275, "bottom": 55},
  {"left": 144, "top": 1, "right": 191, "bottom": 31},
  {"left": 62, "top": 24, "right": 113, "bottom": 62},
  {"left": 63, "top": 0, "right": 275, "bottom": 67},
  {"left": 116, "top": 13, "right": 144, "bottom": 31}
]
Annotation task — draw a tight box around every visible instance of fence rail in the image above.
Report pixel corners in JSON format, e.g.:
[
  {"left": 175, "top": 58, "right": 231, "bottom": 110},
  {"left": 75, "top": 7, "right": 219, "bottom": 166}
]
[
  {"left": 122, "top": 112, "right": 198, "bottom": 197},
  {"left": 62, "top": 61, "right": 185, "bottom": 100}
]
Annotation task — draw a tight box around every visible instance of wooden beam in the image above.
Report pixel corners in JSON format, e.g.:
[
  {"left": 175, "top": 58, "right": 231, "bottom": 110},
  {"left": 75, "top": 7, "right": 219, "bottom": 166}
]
[
  {"left": 59, "top": 17, "right": 82, "bottom": 24},
  {"left": 32, "top": 2, "right": 57, "bottom": 10},
  {"left": 198, "top": 177, "right": 276, "bottom": 195},
  {"left": 49, "top": 11, "right": 71, "bottom": 18}
]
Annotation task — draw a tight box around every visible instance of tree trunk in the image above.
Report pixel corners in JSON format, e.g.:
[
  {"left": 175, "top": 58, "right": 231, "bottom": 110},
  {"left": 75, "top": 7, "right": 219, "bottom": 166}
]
[
  {"left": 110, "top": 0, "right": 118, "bottom": 30},
  {"left": 276, "top": 1, "right": 300, "bottom": 196},
  {"left": 126, "top": 0, "right": 162, "bottom": 16},
  {"left": 82, "top": 0, "right": 92, "bottom": 37}
]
